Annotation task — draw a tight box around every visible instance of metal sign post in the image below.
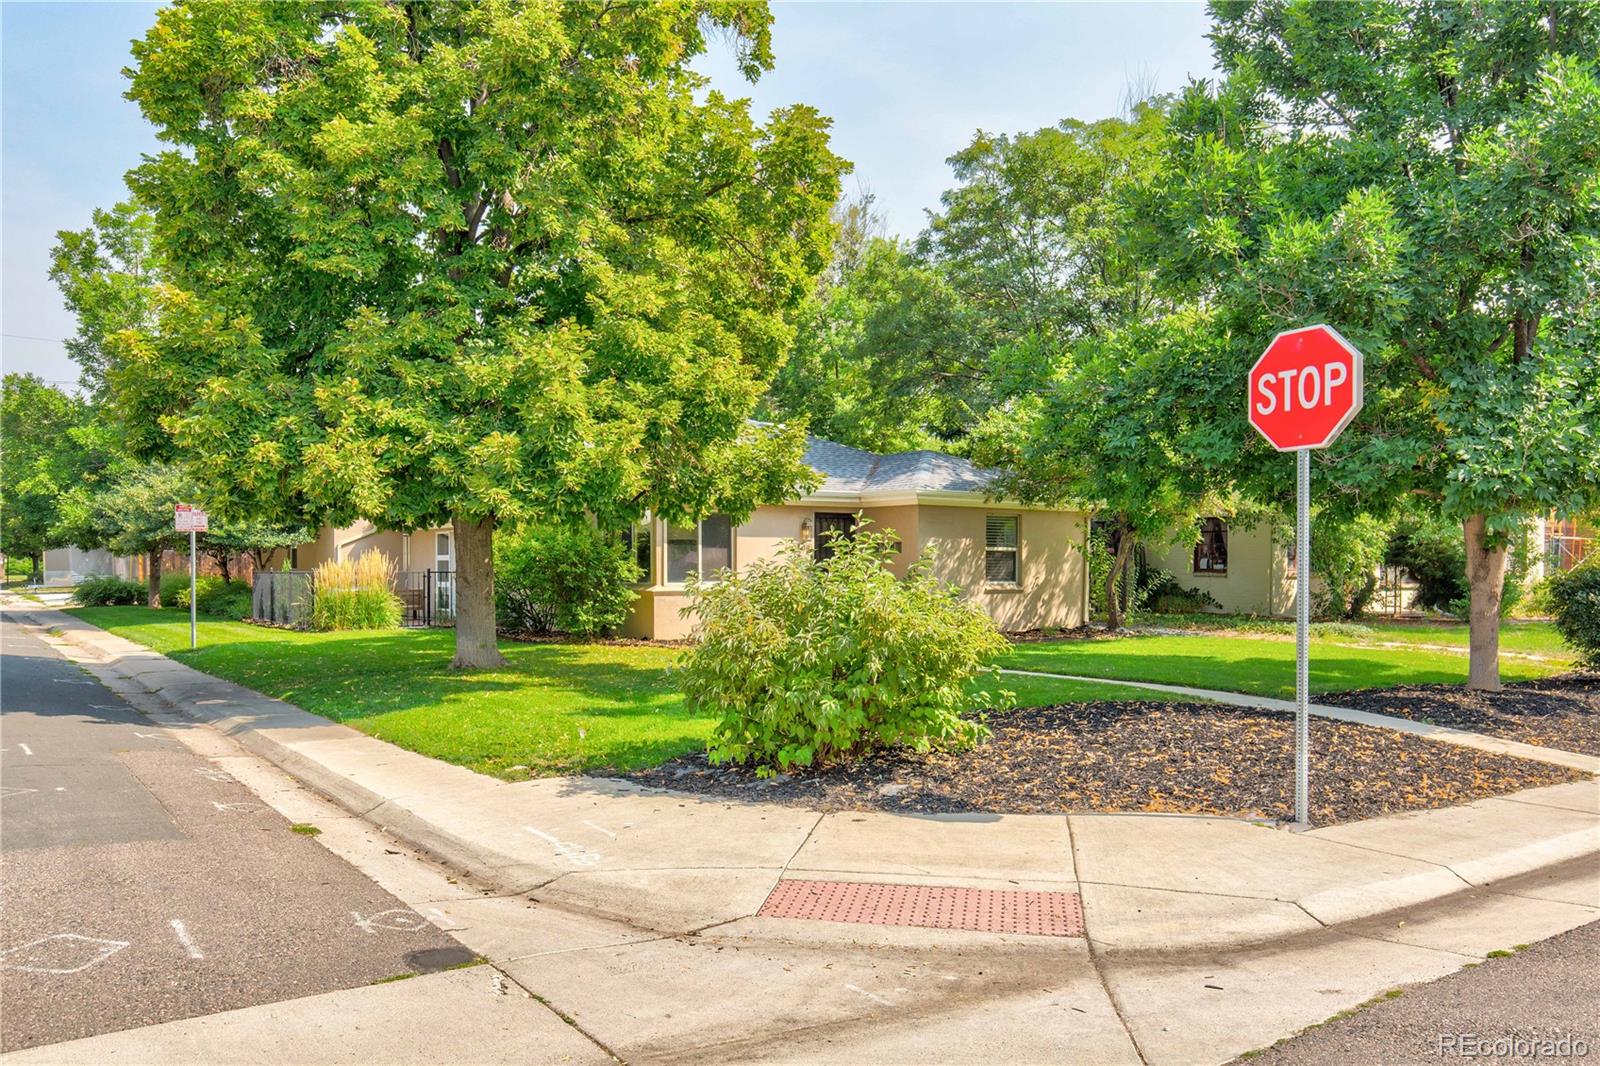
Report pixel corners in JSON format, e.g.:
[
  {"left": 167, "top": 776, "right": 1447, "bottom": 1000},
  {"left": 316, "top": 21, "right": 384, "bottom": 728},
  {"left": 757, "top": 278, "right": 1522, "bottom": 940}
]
[
  {"left": 174, "top": 504, "right": 209, "bottom": 650},
  {"left": 1247, "top": 325, "right": 1364, "bottom": 828}
]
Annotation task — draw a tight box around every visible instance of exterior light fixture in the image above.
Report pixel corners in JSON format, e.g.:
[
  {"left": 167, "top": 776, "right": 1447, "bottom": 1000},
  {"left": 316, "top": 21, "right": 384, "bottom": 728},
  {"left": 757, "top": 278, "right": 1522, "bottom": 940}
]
[{"left": 799, "top": 516, "right": 813, "bottom": 544}]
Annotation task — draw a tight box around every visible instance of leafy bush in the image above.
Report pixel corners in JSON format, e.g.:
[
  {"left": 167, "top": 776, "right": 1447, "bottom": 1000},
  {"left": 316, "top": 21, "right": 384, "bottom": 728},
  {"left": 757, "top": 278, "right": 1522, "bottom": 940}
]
[
  {"left": 1385, "top": 517, "right": 1465, "bottom": 613},
  {"left": 1309, "top": 514, "right": 1388, "bottom": 621},
  {"left": 310, "top": 554, "right": 402, "bottom": 631},
  {"left": 159, "top": 571, "right": 190, "bottom": 606},
  {"left": 1138, "top": 568, "right": 1221, "bottom": 613},
  {"left": 681, "top": 524, "right": 1007, "bottom": 774},
  {"left": 74, "top": 574, "right": 144, "bottom": 606},
  {"left": 495, "top": 523, "right": 638, "bottom": 637},
  {"left": 1547, "top": 557, "right": 1600, "bottom": 665}
]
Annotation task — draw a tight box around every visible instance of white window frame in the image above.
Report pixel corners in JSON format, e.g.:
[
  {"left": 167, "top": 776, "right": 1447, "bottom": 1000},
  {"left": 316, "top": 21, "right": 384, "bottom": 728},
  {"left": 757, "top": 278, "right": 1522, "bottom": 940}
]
[
  {"left": 664, "top": 515, "right": 734, "bottom": 586},
  {"left": 621, "top": 516, "right": 654, "bottom": 585},
  {"left": 984, "top": 514, "right": 1021, "bottom": 587}
]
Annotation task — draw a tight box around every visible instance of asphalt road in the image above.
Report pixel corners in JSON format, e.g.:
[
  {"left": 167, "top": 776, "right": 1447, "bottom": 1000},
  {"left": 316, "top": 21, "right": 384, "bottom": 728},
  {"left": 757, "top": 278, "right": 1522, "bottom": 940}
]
[
  {"left": 1236, "top": 916, "right": 1600, "bottom": 1064},
  {"left": 0, "top": 613, "right": 474, "bottom": 1052}
]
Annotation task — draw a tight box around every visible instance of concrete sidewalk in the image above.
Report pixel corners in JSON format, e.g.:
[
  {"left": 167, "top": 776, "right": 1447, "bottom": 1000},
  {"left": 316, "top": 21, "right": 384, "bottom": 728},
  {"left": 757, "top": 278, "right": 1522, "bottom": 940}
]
[
  {"left": 9, "top": 603, "right": 1600, "bottom": 1065},
  {"left": 18, "top": 606, "right": 1597, "bottom": 942}
]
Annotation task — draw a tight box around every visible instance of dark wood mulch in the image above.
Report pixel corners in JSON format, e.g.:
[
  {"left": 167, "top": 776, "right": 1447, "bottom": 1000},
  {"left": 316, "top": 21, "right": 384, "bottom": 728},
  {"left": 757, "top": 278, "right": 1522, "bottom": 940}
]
[
  {"left": 622, "top": 701, "right": 1589, "bottom": 826},
  {"left": 1321, "top": 672, "right": 1600, "bottom": 756}
]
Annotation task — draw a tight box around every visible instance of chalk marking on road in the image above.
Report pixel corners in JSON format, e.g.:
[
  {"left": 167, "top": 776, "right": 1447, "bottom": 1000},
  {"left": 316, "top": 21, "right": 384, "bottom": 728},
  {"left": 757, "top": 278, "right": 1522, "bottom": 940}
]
[
  {"left": 0, "top": 934, "right": 130, "bottom": 974},
  {"left": 133, "top": 732, "right": 170, "bottom": 740},
  {"left": 844, "top": 983, "right": 894, "bottom": 1007},
  {"left": 193, "top": 767, "right": 234, "bottom": 782},
  {"left": 169, "top": 919, "right": 204, "bottom": 959},
  {"left": 523, "top": 826, "right": 602, "bottom": 867},
  {"left": 50, "top": 678, "right": 94, "bottom": 685},
  {"left": 210, "top": 801, "right": 264, "bottom": 813},
  {"left": 0, "top": 786, "right": 39, "bottom": 800},
  {"left": 580, "top": 820, "right": 616, "bottom": 839},
  {"left": 17, "top": 743, "right": 33, "bottom": 756},
  {"left": 351, "top": 909, "right": 433, "bottom": 934}
]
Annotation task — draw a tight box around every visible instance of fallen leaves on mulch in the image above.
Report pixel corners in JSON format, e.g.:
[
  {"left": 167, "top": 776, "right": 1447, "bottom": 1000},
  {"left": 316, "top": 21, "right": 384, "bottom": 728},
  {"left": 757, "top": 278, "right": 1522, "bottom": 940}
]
[
  {"left": 1323, "top": 673, "right": 1600, "bottom": 756},
  {"left": 623, "top": 701, "right": 1588, "bottom": 826}
]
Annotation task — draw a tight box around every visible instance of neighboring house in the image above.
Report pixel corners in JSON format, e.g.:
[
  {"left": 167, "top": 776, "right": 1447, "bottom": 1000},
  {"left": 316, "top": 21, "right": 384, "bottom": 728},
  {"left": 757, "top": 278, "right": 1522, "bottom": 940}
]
[
  {"left": 291, "top": 436, "right": 1092, "bottom": 640},
  {"left": 1154, "top": 518, "right": 1302, "bottom": 618},
  {"left": 1534, "top": 514, "right": 1593, "bottom": 577},
  {"left": 41, "top": 546, "right": 142, "bottom": 584}
]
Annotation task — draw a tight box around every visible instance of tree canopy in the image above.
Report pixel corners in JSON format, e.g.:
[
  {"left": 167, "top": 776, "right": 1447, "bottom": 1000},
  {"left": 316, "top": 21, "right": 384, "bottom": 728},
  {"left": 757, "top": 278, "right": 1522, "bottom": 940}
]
[
  {"left": 75, "top": 0, "right": 848, "bottom": 664},
  {"left": 0, "top": 375, "right": 110, "bottom": 579}
]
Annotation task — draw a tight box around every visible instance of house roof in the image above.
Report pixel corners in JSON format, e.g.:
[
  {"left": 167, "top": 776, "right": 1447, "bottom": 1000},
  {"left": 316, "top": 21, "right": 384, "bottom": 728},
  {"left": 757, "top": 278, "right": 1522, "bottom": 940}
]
[{"left": 803, "top": 437, "right": 998, "bottom": 497}]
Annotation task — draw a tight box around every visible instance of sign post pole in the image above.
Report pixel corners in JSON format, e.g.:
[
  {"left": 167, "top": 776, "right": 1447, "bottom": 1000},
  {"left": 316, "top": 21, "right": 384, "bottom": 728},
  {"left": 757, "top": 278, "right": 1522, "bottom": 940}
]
[
  {"left": 189, "top": 526, "right": 198, "bottom": 651},
  {"left": 1246, "top": 324, "right": 1364, "bottom": 829},
  {"left": 1294, "top": 447, "right": 1310, "bottom": 825}
]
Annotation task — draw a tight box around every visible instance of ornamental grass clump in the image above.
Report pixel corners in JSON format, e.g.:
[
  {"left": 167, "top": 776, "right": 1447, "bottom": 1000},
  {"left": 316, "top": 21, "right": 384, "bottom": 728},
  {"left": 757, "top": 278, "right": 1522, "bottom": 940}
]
[
  {"left": 311, "top": 554, "right": 402, "bottom": 631},
  {"left": 681, "top": 523, "right": 1010, "bottom": 774}
]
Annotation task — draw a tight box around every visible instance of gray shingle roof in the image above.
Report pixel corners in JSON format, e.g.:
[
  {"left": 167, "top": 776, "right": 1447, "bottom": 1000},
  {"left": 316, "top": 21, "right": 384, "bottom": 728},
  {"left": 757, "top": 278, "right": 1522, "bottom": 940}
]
[{"left": 802, "top": 437, "right": 997, "bottom": 497}]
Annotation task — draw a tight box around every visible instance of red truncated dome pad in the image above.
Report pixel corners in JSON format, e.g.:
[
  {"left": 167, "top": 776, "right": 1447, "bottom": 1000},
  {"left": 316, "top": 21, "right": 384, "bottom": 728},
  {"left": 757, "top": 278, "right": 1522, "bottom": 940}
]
[{"left": 758, "top": 879, "right": 1085, "bottom": 938}]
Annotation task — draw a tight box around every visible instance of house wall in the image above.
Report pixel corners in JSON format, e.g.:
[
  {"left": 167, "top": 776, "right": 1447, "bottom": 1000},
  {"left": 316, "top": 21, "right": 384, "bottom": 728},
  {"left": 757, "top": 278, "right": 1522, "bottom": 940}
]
[
  {"left": 1156, "top": 521, "right": 1300, "bottom": 617},
  {"left": 914, "top": 505, "right": 1087, "bottom": 632},
  {"left": 42, "top": 546, "right": 137, "bottom": 583}
]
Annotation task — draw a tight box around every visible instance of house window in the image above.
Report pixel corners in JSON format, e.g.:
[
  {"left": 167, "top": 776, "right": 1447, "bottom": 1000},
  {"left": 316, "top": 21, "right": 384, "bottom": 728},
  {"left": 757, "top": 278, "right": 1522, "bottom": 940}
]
[
  {"left": 620, "top": 517, "right": 653, "bottom": 583},
  {"left": 667, "top": 515, "right": 733, "bottom": 582},
  {"left": 1194, "top": 518, "right": 1228, "bottom": 574},
  {"left": 985, "top": 515, "right": 1019, "bottom": 584},
  {"left": 813, "top": 512, "right": 857, "bottom": 562}
]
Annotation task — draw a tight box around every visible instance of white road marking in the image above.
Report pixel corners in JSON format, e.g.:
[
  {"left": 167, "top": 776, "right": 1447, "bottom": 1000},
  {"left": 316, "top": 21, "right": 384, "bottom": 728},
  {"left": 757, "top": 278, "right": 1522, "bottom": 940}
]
[
  {"left": 0, "top": 786, "right": 39, "bottom": 800},
  {"left": 133, "top": 732, "right": 168, "bottom": 740},
  {"left": 193, "top": 767, "right": 234, "bottom": 782},
  {"left": 844, "top": 983, "right": 894, "bottom": 1007},
  {"left": 51, "top": 679, "right": 93, "bottom": 685},
  {"left": 0, "top": 934, "right": 130, "bottom": 974},
  {"left": 522, "top": 826, "right": 602, "bottom": 867},
  {"left": 17, "top": 743, "right": 33, "bottom": 756},
  {"left": 210, "top": 801, "right": 263, "bottom": 813},
  {"left": 580, "top": 820, "right": 616, "bottom": 839},
  {"left": 169, "top": 919, "right": 204, "bottom": 959},
  {"left": 351, "top": 909, "right": 432, "bottom": 934}
]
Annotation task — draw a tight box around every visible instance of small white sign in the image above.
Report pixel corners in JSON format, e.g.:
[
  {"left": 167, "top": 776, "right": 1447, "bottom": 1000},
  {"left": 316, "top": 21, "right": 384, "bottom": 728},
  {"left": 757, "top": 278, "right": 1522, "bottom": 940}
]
[{"left": 174, "top": 504, "right": 209, "bottom": 533}]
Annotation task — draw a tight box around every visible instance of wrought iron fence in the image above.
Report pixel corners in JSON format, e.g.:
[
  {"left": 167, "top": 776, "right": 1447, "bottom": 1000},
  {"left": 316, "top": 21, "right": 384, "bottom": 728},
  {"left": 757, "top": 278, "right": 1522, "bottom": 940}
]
[{"left": 251, "top": 568, "right": 456, "bottom": 628}]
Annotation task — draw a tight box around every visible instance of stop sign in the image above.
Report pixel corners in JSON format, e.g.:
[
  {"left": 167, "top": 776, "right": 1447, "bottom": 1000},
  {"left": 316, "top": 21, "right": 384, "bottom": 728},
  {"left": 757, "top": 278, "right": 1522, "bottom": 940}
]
[{"left": 1247, "top": 324, "right": 1364, "bottom": 451}]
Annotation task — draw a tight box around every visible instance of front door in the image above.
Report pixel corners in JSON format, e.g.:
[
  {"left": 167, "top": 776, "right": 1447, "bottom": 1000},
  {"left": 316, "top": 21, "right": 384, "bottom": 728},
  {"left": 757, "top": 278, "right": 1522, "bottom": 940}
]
[
  {"left": 813, "top": 513, "right": 857, "bottom": 562},
  {"left": 434, "top": 531, "right": 455, "bottom": 619}
]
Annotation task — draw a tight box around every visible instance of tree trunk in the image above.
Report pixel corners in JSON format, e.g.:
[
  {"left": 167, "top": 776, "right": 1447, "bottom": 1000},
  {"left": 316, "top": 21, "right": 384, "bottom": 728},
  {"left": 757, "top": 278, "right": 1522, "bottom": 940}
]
[
  {"left": 147, "top": 548, "right": 163, "bottom": 608},
  {"left": 30, "top": 552, "right": 43, "bottom": 584},
  {"left": 1104, "top": 526, "right": 1135, "bottom": 632},
  {"left": 451, "top": 514, "right": 507, "bottom": 670},
  {"left": 217, "top": 554, "right": 231, "bottom": 583},
  {"left": 1463, "top": 513, "right": 1506, "bottom": 691}
]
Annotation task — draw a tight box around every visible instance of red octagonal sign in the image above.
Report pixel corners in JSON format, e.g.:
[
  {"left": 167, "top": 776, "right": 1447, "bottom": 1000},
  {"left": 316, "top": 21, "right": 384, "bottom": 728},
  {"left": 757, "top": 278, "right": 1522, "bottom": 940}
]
[{"left": 1248, "top": 324, "right": 1364, "bottom": 451}]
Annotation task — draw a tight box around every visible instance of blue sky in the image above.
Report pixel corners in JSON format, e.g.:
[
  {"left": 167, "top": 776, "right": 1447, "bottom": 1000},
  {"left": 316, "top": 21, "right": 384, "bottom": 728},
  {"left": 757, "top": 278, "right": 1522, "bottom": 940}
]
[{"left": 1, "top": 1, "right": 1218, "bottom": 385}]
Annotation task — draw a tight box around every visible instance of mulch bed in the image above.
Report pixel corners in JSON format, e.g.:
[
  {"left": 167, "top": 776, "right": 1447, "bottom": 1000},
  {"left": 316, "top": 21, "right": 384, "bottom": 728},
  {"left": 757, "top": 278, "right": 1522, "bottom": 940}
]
[
  {"left": 1322, "top": 673, "right": 1600, "bottom": 757},
  {"left": 622, "top": 701, "right": 1589, "bottom": 826}
]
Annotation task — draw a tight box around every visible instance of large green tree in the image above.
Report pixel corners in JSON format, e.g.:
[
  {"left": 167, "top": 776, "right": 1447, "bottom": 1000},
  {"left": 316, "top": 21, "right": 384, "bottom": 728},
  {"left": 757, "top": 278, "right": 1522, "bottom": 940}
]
[
  {"left": 1144, "top": 1, "right": 1600, "bottom": 688},
  {"left": 87, "top": 1, "right": 845, "bottom": 666},
  {"left": 0, "top": 375, "right": 110, "bottom": 582},
  {"left": 54, "top": 462, "right": 192, "bottom": 606}
]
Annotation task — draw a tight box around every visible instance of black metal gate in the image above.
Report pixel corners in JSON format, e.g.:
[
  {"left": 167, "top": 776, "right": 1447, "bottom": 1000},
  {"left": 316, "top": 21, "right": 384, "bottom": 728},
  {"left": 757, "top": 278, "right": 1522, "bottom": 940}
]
[{"left": 394, "top": 569, "right": 456, "bottom": 627}]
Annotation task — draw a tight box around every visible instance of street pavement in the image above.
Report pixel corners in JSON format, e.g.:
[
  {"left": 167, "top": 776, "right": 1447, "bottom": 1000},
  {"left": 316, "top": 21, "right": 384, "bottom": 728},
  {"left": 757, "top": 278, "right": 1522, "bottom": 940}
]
[
  {"left": 1236, "top": 918, "right": 1599, "bottom": 1064},
  {"left": 0, "top": 613, "right": 474, "bottom": 1052}
]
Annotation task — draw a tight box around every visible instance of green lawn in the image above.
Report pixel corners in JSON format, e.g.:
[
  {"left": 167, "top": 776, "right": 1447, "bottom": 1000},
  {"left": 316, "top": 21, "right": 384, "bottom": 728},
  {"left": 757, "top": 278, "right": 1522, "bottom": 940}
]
[
  {"left": 1132, "top": 612, "right": 1570, "bottom": 658},
  {"left": 999, "top": 631, "right": 1567, "bottom": 699},
  {"left": 68, "top": 607, "right": 1155, "bottom": 780}
]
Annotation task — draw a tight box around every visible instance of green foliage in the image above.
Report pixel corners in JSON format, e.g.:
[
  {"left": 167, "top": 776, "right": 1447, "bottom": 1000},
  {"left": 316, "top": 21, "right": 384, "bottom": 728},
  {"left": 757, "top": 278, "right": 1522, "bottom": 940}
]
[
  {"left": 1139, "top": 568, "right": 1222, "bottom": 614},
  {"left": 74, "top": 575, "right": 144, "bottom": 607},
  {"left": 1546, "top": 556, "right": 1600, "bottom": 665},
  {"left": 494, "top": 524, "right": 639, "bottom": 637},
  {"left": 1309, "top": 514, "right": 1390, "bottom": 621},
  {"left": 1385, "top": 516, "right": 1466, "bottom": 614},
  {"left": 681, "top": 525, "right": 1007, "bottom": 774},
  {"left": 54, "top": 462, "right": 192, "bottom": 560},
  {"left": 310, "top": 556, "right": 402, "bottom": 632},
  {"left": 166, "top": 574, "right": 254, "bottom": 619},
  {"left": 0, "top": 375, "right": 111, "bottom": 573}
]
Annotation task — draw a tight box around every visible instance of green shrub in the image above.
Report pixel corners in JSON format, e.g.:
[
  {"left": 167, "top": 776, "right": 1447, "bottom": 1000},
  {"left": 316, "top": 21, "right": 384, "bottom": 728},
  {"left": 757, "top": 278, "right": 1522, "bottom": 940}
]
[
  {"left": 1138, "top": 568, "right": 1221, "bottom": 614},
  {"left": 681, "top": 524, "right": 1007, "bottom": 775},
  {"left": 310, "top": 555, "right": 402, "bottom": 631},
  {"left": 1547, "top": 557, "right": 1600, "bottom": 665},
  {"left": 74, "top": 574, "right": 144, "bottom": 606},
  {"left": 159, "top": 571, "right": 190, "bottom": 606},
  {"left": 1385, "top": 517, "right": 1465, "bottom": 613},
  {"left": 495, "top": 523, "right": 638, "bottom": 637}
]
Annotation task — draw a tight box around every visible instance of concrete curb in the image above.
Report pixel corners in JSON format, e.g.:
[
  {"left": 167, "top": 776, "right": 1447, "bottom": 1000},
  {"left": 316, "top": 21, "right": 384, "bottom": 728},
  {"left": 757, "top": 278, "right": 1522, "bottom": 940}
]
[{"left": 18, "top": 604, "right": 1600, "bottom": 949}]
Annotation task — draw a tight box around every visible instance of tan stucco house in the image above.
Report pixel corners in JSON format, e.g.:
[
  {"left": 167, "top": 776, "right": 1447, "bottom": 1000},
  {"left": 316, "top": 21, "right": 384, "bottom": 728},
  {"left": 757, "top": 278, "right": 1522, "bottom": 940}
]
[
  {"left": 1154, "top": 518, "right": 1303, "bottom": 617},
  {"left": 293, "top": 437, "right": 1091, "bottom": 639}
]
